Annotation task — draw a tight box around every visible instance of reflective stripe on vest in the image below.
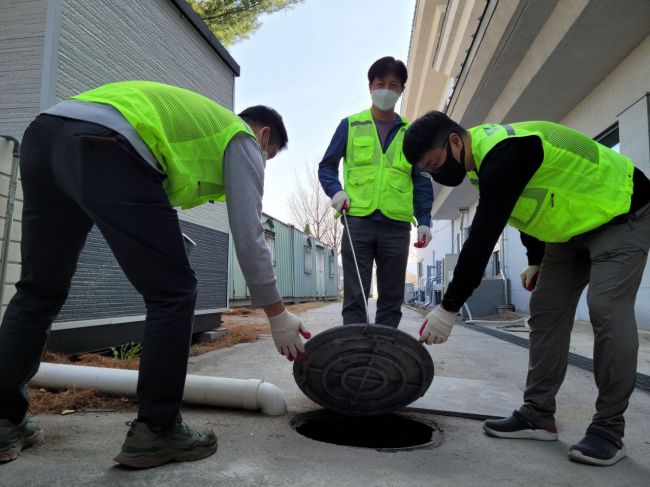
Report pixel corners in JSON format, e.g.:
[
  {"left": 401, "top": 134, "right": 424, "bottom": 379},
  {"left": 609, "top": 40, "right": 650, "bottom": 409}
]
[
  {"left": 343, "top": 109, "right": 413, "bottom": 222},
  {"left": 467, "top": 122, "right": 634, "bottom": 242},
  {"left": 72, "top": 80, "right": 255, "bottom": 209}
]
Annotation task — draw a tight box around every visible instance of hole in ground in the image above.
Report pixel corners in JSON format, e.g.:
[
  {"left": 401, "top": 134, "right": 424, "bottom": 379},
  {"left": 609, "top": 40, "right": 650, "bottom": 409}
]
[{"left": 291, "top": 410, "right": 442, "bottom": 451}]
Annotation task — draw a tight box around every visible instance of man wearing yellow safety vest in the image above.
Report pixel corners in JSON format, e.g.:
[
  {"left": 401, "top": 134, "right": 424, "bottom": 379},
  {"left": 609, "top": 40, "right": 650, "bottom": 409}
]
[
  {"left": 403, "top": 110, "right": 650, "bottom": 466},
  {"left": 318, "top": 57, "right": 434, "bottom": 328},
  {"left": 0, "top": 81, "right": 311, "bottom": 468}
]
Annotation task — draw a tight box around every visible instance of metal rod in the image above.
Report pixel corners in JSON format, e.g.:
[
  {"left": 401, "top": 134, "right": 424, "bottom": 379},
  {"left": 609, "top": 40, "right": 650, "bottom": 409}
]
[{"left": 342, "top": 210, "right": 370, "bottom": 326}]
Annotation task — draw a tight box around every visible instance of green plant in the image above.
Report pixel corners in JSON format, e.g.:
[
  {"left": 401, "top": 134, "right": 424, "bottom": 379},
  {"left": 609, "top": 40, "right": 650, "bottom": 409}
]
[{"left": 111, "top": 342, "right": 143, "bottom": 360}]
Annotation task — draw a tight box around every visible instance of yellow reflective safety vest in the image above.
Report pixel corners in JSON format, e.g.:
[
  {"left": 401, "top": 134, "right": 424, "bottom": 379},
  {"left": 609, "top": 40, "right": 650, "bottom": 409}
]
[
  {"left": 72, "top": 80, "right": 255, "bottom": 209},
  {"left": 343, "top": 109, "right": 414, "bottom": 222},
  {"left": 467, "top": 122, "right": 634, "bottom": 242}
]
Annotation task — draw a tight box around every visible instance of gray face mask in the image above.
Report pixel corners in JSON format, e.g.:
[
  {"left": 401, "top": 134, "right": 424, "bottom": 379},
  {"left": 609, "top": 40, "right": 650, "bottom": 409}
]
[{"left": 370, "top": 89, "right": 401, "bottom": 111}]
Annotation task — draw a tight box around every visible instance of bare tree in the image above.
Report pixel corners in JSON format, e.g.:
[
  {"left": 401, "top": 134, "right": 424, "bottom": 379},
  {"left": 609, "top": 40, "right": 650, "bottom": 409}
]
[{"left": 288, "top": 163, "right": 342, "bottom": 252}]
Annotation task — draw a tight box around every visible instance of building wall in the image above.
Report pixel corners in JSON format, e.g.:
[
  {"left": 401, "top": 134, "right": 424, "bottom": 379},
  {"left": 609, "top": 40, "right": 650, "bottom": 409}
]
[
  {"left": 54, "top": 0, "right": 235, "bottom": 107},
  {"left": 0, "top": 0, "right": 240, "bottom": 343},
  {"left": 405, "top": 0, "right": 650, "bottom": 327},
  {"left": 0, "top": 0, "right": 47, "bottom": 138},
  {"left": 0, "top": 0, "right": 47, "bottom": 313}
]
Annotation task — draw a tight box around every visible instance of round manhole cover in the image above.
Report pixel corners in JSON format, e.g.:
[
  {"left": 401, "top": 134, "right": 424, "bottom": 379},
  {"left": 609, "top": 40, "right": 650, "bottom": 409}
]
[
  {"left": 293, "top": 324, "right": 434, "bottom": 416},
  {"left": 291, "top": 410, "right": 442, "bottom": 451}
]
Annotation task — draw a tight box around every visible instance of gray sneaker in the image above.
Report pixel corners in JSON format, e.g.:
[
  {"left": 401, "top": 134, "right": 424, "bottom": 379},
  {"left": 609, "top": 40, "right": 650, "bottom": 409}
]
[
  {"left": 0, "top": 415, "right": 44, "bottom": 463},
  {"left": 113, "top": 419, "right": 218, "bottom": 468}
]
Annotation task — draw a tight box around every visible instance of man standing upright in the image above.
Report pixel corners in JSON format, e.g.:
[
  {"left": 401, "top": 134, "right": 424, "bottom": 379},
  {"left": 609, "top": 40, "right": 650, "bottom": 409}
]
[{"left": 318, "top": 57, "right": 433, "bottom": 327}]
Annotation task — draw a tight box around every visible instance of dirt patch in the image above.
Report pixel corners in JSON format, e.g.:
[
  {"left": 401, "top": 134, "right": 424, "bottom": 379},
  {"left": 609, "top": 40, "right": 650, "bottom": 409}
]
[{"left": 28, "top": 301, "right": 333, "bottom": 416}]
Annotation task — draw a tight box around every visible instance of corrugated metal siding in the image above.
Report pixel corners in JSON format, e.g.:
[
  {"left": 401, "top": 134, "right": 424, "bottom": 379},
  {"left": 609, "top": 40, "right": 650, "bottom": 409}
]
[
  {"left": 270, "top": 217, "right": 295, "bottom": 298},
  {"left": 229, "top": 214, "right": 339, "bottom": 303},
  {"left": 324, "top": 248, "right": 339, "bottom": 297},
  {"left": 54, "top": 221, "right": 228, "bottom": 324},
  {"left": 292, "top": 230, "right": 317, "bottom": 298},
  {"left": 0, "top": 0, "right": 47, "bottom": 138},
  {"left": 55, "top": 0, "right": 234, "bottom": 107}
]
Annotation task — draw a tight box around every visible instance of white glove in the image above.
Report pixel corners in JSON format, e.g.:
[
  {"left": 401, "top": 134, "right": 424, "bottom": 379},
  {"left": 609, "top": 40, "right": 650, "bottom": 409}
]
[
  {"left": 520, "top": 265, "right": 540, "bottom": 291},
  {"left": 268, "top": 310, "right": 311, "bottom": 360},
  {"left": 414, "top": 225, "right": 432, "bottom": 248},
  {"left": 419, "top": 305, "right": 458, "bottom": 345},
  {"left": 331, "top": 190, "right": 350, "bottom": 212}
]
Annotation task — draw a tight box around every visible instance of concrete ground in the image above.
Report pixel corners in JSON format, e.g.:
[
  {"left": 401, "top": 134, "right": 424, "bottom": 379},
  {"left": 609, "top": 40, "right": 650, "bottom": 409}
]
[{"left": 2, "top": 301, "right": 650, "bottom": 486}]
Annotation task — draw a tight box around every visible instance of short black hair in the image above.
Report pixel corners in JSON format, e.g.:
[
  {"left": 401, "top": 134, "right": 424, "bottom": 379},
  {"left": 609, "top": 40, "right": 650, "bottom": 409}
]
[
  {"left": 403, "top": 111, "right": 467, "bottom": 165},
  {"left": 238, "top": 105, "right": 288, "bottom": 151},
  {"left": 368, "top": 56, "right": 408, "bottom": 86}
]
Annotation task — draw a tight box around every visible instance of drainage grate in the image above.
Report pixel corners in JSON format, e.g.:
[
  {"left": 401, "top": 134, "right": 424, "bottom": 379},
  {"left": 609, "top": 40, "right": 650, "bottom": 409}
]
[
  {"left": 291, "top": 410, "right": 442, "bottom": 451},
  {"left": 462, "top": 323, "right": 650, "bottom": 394}
]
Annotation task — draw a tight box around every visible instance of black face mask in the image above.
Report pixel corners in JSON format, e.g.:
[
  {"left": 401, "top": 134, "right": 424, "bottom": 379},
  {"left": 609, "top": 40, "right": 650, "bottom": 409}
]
[{"left": 431, "top": 137, "right": 466, "bottom": 187}]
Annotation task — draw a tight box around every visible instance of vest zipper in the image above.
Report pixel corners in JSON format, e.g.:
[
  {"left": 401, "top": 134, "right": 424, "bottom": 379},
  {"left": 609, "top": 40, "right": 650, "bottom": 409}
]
[{"left": 551, "top": 193, "right": 555, "bottom": 208}]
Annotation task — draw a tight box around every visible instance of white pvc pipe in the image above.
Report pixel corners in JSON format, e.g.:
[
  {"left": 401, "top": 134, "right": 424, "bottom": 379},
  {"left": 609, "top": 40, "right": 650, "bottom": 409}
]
[{"left": 30, "top": 362, "right": 286, "bottom": 416}]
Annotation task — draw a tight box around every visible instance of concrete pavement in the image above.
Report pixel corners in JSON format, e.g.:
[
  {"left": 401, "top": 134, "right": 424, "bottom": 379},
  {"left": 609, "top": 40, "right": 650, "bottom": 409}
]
[{"left": 2, "top": 301, "right": 649, "bottom": 486}]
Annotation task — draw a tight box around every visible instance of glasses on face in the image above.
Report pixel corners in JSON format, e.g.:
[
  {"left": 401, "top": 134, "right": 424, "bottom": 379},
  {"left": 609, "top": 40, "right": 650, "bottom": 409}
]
[{"left": 420, "top": 138, "right": 450, "bottom": 175}]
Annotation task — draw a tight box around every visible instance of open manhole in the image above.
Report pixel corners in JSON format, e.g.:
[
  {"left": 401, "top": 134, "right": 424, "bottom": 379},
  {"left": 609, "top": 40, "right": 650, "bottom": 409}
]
[{"left": 291, "top": 410, "right": 442, "bottom": 452}]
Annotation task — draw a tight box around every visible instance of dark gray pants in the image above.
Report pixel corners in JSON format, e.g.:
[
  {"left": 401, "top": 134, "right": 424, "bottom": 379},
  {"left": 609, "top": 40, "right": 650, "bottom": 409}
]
[
  {"left": 341, "top": 216, "right": 410, "bottom": 327},
  {"left": 519, "top": 202, "right": 650, "bottom": 441},
  {"left": 0, "top": 115, "right": 196, "bottom": 430}
]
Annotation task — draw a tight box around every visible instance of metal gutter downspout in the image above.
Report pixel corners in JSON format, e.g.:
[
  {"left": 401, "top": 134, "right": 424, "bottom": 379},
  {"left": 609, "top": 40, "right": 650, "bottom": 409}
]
[
  {"left": 31, "top": 362, "right": 287, "bottom": 416},
  {"left": 0, "top": 136, "right": 20, "bottom": 313}
]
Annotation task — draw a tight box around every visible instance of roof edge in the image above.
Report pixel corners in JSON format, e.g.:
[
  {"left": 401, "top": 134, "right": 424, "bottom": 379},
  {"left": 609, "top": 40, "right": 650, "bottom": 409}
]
[{"left": 170, "top": 0, "right": 241, "bottom": 76}]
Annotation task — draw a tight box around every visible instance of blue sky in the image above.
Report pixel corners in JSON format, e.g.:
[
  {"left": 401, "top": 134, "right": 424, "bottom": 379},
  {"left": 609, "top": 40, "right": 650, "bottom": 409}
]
[{"left": 229, "top": 0, "right": 417, "bottom": 223}]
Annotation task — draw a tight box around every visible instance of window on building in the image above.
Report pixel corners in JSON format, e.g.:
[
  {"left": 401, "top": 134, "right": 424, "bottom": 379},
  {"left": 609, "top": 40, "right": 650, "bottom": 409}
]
[
  {"left": 304, "top": 239, "right": 313, "bottom": 274},
  {"left": 596, "top": 123, "right": 620, "bottom": 152}
]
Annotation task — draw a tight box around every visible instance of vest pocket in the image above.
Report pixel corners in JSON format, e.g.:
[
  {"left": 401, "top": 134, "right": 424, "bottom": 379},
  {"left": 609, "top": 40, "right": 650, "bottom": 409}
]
[
  {"left": 382, "top": 169, "right": 413, "bottom": 217},
  {"left": 347, "top": 168, "right": 376, "bottom": 208},
  {"left": 351, "top": 136, "right": 375, "bottom": 164}
]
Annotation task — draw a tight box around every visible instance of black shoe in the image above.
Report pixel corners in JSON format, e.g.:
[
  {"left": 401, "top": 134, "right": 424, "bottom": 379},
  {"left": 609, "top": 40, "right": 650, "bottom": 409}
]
[
  {"left": 0, "top": 415, "right": 44, "bottom": 463},
  {"left": 568, "top": 427, "right": 625, "bottom": 466},
  {"left": 483, "top": 410, "right": 558, "bottom": 441},
  {"left": 114, "top": 418, "right": 217, "bottom": 469}
]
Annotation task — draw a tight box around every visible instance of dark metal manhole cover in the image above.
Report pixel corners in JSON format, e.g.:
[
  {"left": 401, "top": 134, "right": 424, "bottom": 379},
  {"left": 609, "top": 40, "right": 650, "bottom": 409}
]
[{"left": 293, "top": 324, "right": 434, "bottom": 416}]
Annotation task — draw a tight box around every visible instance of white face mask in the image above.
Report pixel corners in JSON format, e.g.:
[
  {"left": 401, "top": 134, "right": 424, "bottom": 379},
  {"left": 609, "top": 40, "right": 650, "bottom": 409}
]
[
  {"left": 371, "top": 88, "right": 401, "bottom": 111},
  {"left": 260, "top": 130, "right": 270, "bottom": 162}
]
